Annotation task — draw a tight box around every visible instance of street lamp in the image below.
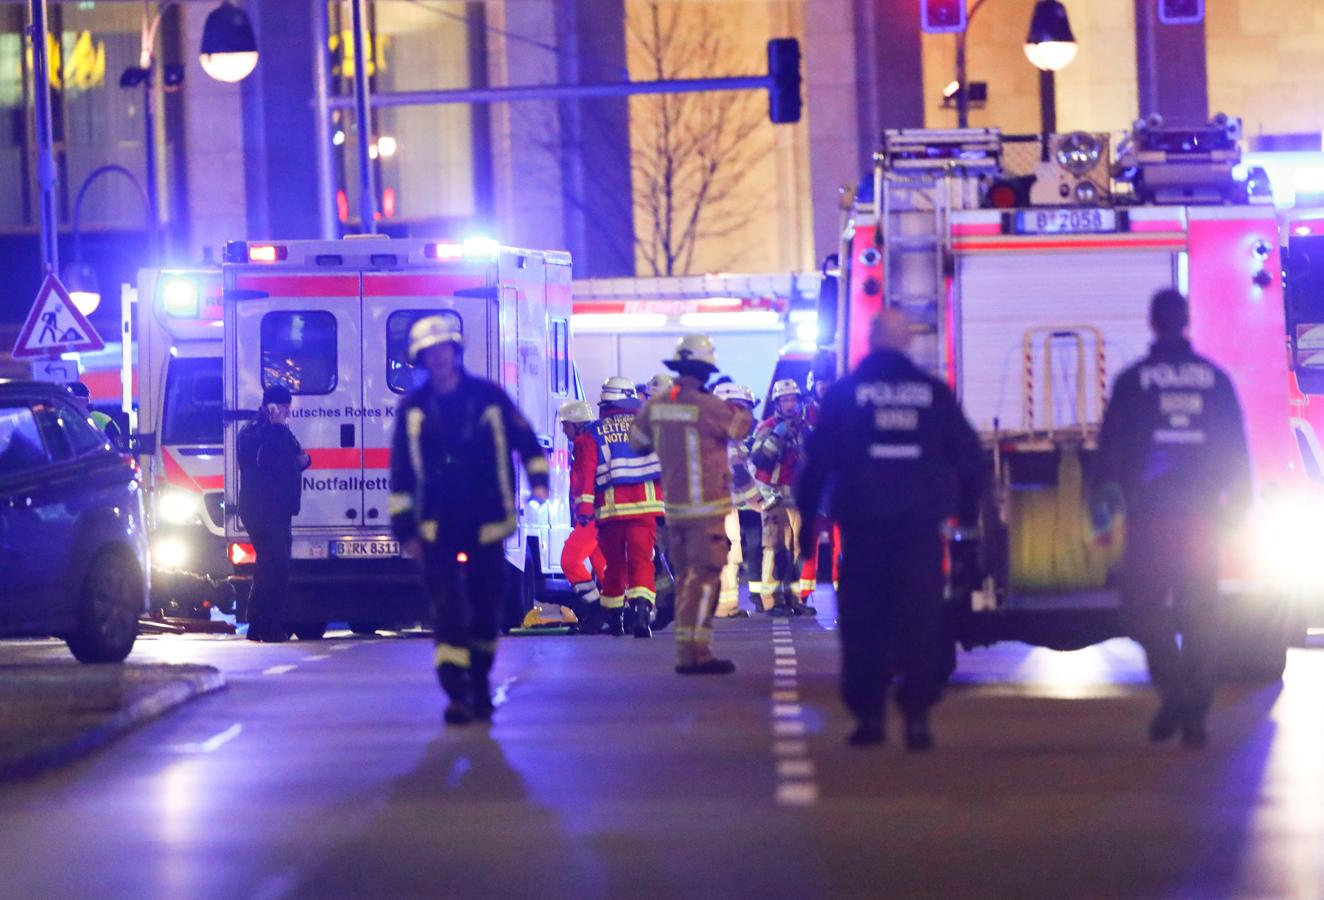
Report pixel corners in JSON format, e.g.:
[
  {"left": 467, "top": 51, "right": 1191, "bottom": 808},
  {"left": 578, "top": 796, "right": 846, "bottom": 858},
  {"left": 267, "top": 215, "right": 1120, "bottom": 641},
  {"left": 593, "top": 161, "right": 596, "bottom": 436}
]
[
  {"left": 1023, "top": 0, "right": 1077, "bottom": 136},
  {"left": 200, "top": 2, "right": 259, "bottom": 83},
  {"left": 1024, "top": 0, "right": 1078, "bottom": 72},
  {"left": 62, "top": 164, "right": 153, "bottom": 318}
]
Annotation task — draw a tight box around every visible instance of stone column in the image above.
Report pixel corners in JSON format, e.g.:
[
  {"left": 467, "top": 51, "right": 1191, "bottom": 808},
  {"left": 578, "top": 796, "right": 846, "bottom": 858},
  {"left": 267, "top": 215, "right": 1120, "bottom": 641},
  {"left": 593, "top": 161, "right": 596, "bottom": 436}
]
[{"left": 1134, "top": 0, "right": 1208, "bottom": 126}]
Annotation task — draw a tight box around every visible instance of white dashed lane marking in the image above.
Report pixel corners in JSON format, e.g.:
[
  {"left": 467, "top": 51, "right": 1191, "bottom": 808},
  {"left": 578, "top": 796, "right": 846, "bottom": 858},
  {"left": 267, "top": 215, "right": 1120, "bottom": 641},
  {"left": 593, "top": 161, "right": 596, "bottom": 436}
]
[
  {"left": 770, "top": 620, "right": 818, "bottom": 807},
  {"left": 262, "top": 664, "right": 297, "bottom": 676}
]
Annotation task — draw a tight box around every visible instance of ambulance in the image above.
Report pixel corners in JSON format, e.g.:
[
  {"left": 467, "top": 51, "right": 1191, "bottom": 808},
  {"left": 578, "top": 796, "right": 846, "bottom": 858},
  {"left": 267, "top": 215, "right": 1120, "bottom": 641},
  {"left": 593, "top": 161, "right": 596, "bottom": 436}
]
[
  {"left": 221, "top": 237, "right": 574, "bottom": 634},
  {"left": 825, "top": 117, "right": 1310, "bottom": 678},
  {"left": 118, "top": 268, "right": 233, "bottom": 618}
]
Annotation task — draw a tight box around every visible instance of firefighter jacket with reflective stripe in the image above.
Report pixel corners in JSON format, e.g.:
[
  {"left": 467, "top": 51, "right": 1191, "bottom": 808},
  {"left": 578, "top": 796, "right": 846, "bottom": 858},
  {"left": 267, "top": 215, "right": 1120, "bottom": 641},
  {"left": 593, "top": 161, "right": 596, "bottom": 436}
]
[
  {"left": 389, "top": 373, "right": 549, "bottom": 548},
  {"left": 569, "top": 429, "right": 598, "bottom": 519},
  {"left": 592, "top": 408, "right": 664, "bottom": 520},
  {"left": 750, "top": 412, "right": 810, "bottom": 504},
  {"left": 1093, "top": 338, "right": 1251, "bottom": 523},
  {"left": 796, "top": 348, "right": 985, "bottom": 530},
  {"left": 729, "top": 440, "right": 762, "bottom": 510},
  {"left": 631, "top": 380, "right": 755, "bottom": 522}
]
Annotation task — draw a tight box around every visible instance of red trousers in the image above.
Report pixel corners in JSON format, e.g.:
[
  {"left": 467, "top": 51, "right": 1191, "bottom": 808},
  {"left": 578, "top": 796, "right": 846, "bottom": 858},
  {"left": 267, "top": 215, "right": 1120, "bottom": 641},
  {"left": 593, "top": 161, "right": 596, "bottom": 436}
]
[
  {"left": 800, "top": 519, "right": 841, "bottom": 598},
  {"left": 599, "top": 516, "right": 658, "bottom": 609},
  {"left": 561, "top": 521, "right": 606, "bottom": 590}
]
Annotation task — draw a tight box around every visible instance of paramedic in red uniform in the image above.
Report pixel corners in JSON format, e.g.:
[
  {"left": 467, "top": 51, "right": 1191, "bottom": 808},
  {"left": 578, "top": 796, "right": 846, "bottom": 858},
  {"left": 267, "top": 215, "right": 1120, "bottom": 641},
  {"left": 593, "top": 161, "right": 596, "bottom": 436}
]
[
  {"left": 559, "top": 399, "right": 608, "bottom": 632},
  {"left": 390, "top": 316, "right": 549, "bottom": 726},
  {"left": 1092, "top": 289, "right": 1251, "bottom": 750},
  {"left": 592, "top": 376, "right": 665, "bottom": 638},
  {"left": 797, "top": 310, "right": 984, "bottom": 750}
]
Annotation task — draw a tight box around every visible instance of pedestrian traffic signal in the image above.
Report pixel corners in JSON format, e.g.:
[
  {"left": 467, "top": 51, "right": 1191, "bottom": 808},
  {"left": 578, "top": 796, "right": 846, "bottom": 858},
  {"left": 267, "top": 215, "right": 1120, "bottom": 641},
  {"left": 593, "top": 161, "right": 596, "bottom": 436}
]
[
  {"left": 767, "top": 38, "right": 801, "bottom": 125},
  {"left": 1158, "top": 0, "right": 1203, "bottom": 24},
  {"left": 921, "top": 0, "right": 967, "bottom": 34}
]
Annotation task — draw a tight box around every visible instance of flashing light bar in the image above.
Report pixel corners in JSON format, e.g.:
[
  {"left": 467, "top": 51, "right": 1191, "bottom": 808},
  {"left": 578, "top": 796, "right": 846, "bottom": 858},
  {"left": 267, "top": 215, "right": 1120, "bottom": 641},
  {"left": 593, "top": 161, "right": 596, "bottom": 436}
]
[
  {"left": 427, "top": 242, "right": 465, "bottom": 260},
  {"left": 249, "top": 244, "right": 288, "bottom": 263},
  {"left": 425, "top": 236, "right": 501, "bottom": 262},
  {"left": 161, "top": 278, "right": 200, "bottom": 317}
]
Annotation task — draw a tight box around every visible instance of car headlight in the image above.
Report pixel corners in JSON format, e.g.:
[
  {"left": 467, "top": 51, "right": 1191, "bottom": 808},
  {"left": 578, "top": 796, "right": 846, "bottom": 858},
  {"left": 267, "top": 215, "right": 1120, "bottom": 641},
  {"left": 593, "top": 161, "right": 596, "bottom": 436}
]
[
  {"left": 157, "top": 489, "right": 202, "bottom": 526},
  {"left": 1252, "top": 500, "right": 1324, "bottom": 591},
  {"left": 154, "top": 537, "right": 189, "bottom": 570}
]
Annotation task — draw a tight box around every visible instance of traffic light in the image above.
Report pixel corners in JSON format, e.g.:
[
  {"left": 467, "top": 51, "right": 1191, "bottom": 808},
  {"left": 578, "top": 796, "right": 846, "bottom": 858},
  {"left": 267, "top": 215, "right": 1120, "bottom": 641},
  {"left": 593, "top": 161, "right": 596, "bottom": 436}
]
[
  {"left": 921, "top": 0, "right": 967, "bottom": 34},
  {"left": 767, "top": 38, "right": 801, "bottom": 125},
  {"left": 1158, "top": 0, "right": 1203, "bottom": 24}
]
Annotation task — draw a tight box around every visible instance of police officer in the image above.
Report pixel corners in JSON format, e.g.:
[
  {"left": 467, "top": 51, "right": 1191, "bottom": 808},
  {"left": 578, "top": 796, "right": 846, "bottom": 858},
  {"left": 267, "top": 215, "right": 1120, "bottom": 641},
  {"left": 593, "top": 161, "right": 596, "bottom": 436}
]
[
  {"left": 390, "top": 316, "right": 549, "bottom": 725},
  {"left": 1092, "top": 289, "right": 1251, "bottom": 750},
  {"left": 632, "top": 335, "right": 754, "bottom": 674},
  {"left": 237, "top": 384, "right": 311, "bottom": 643},
  {"left": 797, "top": 310, "right": 984, "bottom": 750}
]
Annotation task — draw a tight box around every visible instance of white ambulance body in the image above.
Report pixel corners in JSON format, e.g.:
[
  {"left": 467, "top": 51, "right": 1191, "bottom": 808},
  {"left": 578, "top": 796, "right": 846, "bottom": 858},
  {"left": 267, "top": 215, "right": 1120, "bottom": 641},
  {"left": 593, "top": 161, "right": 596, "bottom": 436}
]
[
  {"left": 121, "top": 269, "right": 232, "bottom": 616},
  {"left": 571, "top": 273, "right": 819, "bottom": 404},
  {"left": 221, "top": 237, "right": 573, "bottom": 630}
]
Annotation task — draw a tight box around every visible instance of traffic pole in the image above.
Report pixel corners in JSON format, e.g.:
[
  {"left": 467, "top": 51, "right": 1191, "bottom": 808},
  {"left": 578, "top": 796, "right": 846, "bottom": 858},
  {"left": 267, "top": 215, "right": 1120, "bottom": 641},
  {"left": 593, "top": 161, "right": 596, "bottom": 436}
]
[
  {"left": 350, "top": 0, "right": 376, "bottom": 234},
  {"left": 28, "top": 0, "right": 59, "bottom": 275}
]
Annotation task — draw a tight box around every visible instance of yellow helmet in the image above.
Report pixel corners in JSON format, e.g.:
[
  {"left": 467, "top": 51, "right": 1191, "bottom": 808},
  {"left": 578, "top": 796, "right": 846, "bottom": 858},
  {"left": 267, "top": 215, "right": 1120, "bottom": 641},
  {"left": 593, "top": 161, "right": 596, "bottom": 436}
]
[
  {"left": 665, "top": 333, "right": 718, "bottom": 370},
  {"left": 600, "top": 376, "right": 637, "bottom": 404},
  {"left": 408, "top": 315, "right": 463, "bottom": 362},
  {"left": 559, "top": 399, "right": 594, "bottom": 424},
  {"left": 771, "top": 378, "right": 803, "bottom": 401}
]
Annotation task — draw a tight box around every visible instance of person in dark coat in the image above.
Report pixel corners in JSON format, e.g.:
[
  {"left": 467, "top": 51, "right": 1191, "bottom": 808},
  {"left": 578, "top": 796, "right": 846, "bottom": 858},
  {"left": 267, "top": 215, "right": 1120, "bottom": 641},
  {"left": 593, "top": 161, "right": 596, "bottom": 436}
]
[
  {"left": 1092, "top": 289, "right": 1251, "bottom": 749},
  {"left": 389, "top": 315, "right": 549, "bottom": 725},
  {"left": 797, "top": 310, "right": 984, "bottom": 751},
  {"left": 237, "top": 384, "right": 310, "bottom": 643}
]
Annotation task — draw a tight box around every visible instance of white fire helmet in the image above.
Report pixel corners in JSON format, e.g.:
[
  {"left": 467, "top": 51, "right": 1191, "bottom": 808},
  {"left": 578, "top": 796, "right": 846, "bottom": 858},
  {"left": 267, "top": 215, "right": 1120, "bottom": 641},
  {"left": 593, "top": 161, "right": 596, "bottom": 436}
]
[
  {"left": 409, "top": 315, "right": 463, "bottom": 362},
  {"left": 645, "top": 373, "right": 675, "bottom": 397},
  {"left": 713, "top": 382, "right": 755, "bottom": 407},
  {"left": 771, "top": 378, "right": 803, "bottom": 402},
  {"left": 559, "top": 399, "right": 594, "bottom": 424},
  {"left": 665, "top": 333, "right": 718, "bottom": 369},
  {"left": 600, "top": 376, "right": 637, "bottom": 404}
]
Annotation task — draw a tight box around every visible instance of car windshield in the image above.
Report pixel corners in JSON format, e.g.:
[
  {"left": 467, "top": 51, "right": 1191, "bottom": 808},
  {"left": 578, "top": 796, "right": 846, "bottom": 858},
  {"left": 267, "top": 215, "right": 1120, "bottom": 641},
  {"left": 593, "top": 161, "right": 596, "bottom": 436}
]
[{"left": 162, "top": 357, "right": 223, "bottom": 445}]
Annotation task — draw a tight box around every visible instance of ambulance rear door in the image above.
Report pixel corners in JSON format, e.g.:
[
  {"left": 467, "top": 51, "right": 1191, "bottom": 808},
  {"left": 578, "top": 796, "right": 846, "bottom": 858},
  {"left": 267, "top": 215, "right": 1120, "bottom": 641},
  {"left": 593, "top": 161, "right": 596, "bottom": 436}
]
[
  {"left": 225, "top": 272, "right": 367, "bottom": 544},
  {"left": 359, "top": 270, "right": 495, "bottom": 532}
]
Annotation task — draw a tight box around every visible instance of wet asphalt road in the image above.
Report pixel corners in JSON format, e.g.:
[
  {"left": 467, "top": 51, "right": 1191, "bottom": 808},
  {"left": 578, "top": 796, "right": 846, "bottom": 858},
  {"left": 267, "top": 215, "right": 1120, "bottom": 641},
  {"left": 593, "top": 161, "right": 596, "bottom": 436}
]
[{"left": 0, "top": 594, "right": 1320, "bottom": 899}]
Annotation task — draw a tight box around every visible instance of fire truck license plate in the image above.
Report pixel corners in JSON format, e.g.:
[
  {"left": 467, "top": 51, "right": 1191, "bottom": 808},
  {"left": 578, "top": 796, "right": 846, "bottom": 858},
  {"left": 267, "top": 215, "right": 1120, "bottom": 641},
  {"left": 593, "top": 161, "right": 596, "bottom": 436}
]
[
  {"left": 1015, "top": 208, "right": 1116, "bottom": 235},
  {"left": 331, "top": 540, "right": 400, "bottom": 558}
]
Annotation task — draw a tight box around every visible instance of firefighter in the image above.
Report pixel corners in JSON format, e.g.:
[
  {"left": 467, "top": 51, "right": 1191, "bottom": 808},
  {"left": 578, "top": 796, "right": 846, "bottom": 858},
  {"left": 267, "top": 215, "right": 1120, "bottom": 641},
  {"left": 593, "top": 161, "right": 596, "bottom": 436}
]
[
  {"left": 751, "top": 378, "right": 814, "bottom": 615},
  {"left": 592, "top": 376, "right": 665, "bottom": 638},
  {"left": 640, "top": 372, "right": 675, "bottom": 400},
  {"left": 1092, "top": 289, "right": 1251, "bottom": 750},
  {"left": 390, "top": 316, "right": 549, "bottom": 725},
  {"left": 797, "top": 310, "right": 984, "bottom": 750},
  {"left": 237, "top": 384, "right": 312, "bottom": 643},
  {"left": 559, "top": 399, "right": 608, "bottom": 632},
  {"left": 713, "top": 382, "right": 762, "bottom": 618},
  {"left": 631, "top": 334, "right": 754, "bottom": 674}
]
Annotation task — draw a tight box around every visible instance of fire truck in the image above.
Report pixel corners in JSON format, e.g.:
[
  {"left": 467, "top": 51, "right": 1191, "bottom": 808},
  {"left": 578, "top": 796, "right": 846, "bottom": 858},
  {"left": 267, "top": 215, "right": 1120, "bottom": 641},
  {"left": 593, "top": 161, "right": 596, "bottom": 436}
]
[
  {"left": 221, "top": 237, "right": 574, "bottom": 635},
  {"left": 571, "top": 272, "right": 821, "bottom": 406},
  {"left": 824, "top": 117, "right": 1312, "bottom": 678},
  {"left": 115, "top": 269, "right": 233, "bottom": 619}
]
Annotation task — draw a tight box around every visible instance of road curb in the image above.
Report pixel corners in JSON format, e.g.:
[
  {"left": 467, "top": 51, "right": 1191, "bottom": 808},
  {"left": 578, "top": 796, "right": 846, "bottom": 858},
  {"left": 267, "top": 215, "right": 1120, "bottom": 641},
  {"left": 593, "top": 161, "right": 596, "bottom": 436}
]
[{"left": 0, "top": 667, "right": 227, "bottom": 783}]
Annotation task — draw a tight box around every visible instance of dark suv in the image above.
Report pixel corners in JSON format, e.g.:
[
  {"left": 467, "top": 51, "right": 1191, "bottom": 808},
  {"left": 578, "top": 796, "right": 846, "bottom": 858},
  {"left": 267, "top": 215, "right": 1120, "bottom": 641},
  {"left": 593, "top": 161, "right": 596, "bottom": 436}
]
[{"left": 0, "top": 381, "right": 148, "bottom": 662}]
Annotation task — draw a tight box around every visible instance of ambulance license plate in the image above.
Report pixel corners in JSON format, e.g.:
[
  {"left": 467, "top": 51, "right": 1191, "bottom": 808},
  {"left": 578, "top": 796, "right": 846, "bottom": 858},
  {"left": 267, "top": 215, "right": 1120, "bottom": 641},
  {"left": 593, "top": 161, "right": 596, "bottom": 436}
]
[
  {"left": 1014, "top": 208, "right": 1116, "bottom": 235},
  {"left": 331, "top": 540, "right": 400, "bottom": 558}
]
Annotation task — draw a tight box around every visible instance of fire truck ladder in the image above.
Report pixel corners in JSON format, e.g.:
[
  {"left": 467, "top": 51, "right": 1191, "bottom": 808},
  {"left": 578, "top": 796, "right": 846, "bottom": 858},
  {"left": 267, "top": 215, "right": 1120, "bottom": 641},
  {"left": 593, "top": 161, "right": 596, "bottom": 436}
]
[{"left": 881, "top": 172, "right": 951, "bottom": 382}]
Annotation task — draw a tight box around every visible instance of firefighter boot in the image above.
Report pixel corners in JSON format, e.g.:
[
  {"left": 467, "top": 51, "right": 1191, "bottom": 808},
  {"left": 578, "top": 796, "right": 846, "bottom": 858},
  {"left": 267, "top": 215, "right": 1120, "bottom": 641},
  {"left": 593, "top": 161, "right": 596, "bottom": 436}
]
[
  {"left": 438, "top": 665, "right": 474, "bottom": 725},
  {"left": 578, "top": 601, "right": 604, "bottom": 636},
  {"left": 784, "top": 595, "right": 818, "bottom": 617},
  {"left": 675, "top": 658, "right": 736, "bottom": 675},
  {"left": 631, "top": 598, "right": 653, "bottom": 639},
  {"left": 605, "top": 606, "right": 625, "bottom": 637},
  {"left": 904, "top": 714, "right": 934, "bottom": 752},
  {"left": 471, "top": 648, "right": 496, "bottom": 722},
  {"left": 848, "top": 717, "right": 885, "bottom": 747}
]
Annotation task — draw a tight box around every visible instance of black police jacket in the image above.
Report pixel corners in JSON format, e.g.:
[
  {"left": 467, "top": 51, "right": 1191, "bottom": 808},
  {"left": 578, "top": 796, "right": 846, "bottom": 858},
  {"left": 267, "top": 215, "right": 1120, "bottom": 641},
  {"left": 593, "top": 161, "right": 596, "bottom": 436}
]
[
  {"left": 237, "top": 418, "right": 307, "bottom": 528},
  {"left": 1093, "top": 338, "right": 1251, "bottom": 523},
  {"left": 389, "top": 372, "right": 549, "bottom": 549},
  {"left": 796, "top": 348, "right": 985, "bottom": 530}
]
